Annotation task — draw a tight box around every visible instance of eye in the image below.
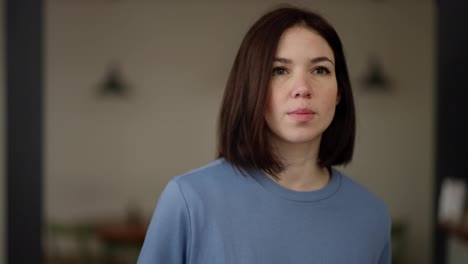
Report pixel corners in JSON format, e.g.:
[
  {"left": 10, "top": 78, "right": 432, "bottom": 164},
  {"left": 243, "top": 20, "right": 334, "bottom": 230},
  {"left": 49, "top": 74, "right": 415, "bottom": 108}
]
[
  {"left": 313, "top": 66, "right": 331, "bottom": 75},
  {"left": 272, "top": 67, "right": 288, "bottom": 76}
]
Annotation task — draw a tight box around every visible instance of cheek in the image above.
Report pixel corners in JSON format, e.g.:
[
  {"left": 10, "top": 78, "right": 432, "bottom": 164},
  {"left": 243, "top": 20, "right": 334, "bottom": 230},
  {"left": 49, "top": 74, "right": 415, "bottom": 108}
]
[
  {"left": 266, "top": 87, "right": 286, "bottom": 109},
  {"left": 319, "top": 89, "right": 339, "bottom": 118},
  {"left": 327, "top": 94, "right": 339, "bottom": 110},
  {"left": 264, "top": 92, "right": 285, "bottom": 132},
  {"left": 325, "top": 86, "right": 339, "bottom": 106}
]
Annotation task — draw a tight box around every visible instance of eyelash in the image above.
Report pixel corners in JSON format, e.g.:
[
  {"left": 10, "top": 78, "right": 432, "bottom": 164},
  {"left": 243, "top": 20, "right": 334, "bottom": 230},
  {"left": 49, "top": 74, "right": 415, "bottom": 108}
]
[
  {"left": 272, "top": 67, "right": 288, "bottom": 75},
  {"left": 271, "top": 66, "right": 331, "bottom": 76},
  {"left": 314, "top": 66, "right": 331, "bottom": 75}
]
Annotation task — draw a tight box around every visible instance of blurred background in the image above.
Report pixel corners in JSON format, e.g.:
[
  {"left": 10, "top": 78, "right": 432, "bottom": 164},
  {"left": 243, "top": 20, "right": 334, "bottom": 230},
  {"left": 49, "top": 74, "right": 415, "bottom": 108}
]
[{"left": 3, "top": 0, "right": 468, "bottom": 264}]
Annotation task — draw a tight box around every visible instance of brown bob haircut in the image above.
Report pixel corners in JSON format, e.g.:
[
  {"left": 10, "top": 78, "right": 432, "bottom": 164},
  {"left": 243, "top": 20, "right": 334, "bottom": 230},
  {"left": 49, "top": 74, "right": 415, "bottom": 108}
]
[{"left": 217, "top": 6, "right": 355, "bottom": 177}]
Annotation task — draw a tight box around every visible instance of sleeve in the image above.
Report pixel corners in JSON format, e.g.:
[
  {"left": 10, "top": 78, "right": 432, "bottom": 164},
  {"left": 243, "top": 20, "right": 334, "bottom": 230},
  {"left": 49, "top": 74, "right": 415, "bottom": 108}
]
[
  {"left": 377, "top": 214, "right": 392, "bottom": 264},
  {"left": 137, "top": 180, "right": 191, "bottom": 264},
  {"left": 377, "top": 239, "right": 391, "bottom": 264}
]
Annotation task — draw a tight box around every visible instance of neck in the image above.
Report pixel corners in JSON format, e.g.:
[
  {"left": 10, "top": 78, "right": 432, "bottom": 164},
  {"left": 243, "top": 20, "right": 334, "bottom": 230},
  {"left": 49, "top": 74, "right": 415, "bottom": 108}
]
[{"left": 267, "top": 137, "right": 330, "bottom": 192}]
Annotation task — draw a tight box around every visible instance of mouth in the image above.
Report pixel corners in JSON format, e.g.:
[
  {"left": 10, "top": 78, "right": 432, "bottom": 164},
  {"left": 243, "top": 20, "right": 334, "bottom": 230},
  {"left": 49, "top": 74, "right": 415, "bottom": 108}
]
[
  {"left": 287, "top": 108, "right": 316, "bottom": 122},
  {"left": 288, "top": 108, "right": 315, "bottom": 115}
]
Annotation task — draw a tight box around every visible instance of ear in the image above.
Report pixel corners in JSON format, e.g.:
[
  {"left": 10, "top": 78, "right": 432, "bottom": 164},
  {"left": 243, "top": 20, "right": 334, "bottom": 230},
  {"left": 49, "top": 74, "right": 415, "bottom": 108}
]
[{"left": 336, "top": 91, "right": 341, "bottom": 105}]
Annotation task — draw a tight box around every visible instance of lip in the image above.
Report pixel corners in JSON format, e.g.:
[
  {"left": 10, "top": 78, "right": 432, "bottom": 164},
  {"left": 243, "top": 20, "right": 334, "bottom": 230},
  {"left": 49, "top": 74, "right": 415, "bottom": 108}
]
[
  {"left": 287, "top": 108, "right": 316, "bottom": 122},
  {"left": 288, "top": 108, "right": 315, "bottom": 115}
]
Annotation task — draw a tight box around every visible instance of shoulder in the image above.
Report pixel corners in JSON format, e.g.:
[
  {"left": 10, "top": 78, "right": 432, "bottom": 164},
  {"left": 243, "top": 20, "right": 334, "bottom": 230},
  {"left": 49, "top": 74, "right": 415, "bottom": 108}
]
[
  {"left": 168, "top": 158, "right": 246, "bottom": 196},
  {"left": 335, "top": 169, "right": 387, "bottom": 207},
  {"left": 172, "top": 158, "right": 238, "bottom": 185},
  {"left": 334, "top": 169, "right": 391, "bottom": 225}
]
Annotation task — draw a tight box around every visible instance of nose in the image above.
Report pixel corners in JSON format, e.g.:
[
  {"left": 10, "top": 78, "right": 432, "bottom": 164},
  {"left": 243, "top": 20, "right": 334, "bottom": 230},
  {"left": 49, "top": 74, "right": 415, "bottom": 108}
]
[
  {"left": 291, "top": 74, "right": 312, "bottom": 99},
  {"left": 293, "top": 87, "right": 311, "bottom": 98}
]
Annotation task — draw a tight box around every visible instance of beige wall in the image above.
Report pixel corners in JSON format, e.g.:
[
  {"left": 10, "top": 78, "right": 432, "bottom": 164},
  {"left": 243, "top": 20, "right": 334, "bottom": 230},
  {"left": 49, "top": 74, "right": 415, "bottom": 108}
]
[
  {"left": 45, "top": 0, "right": 434, "bottom": 263},
  {"left": 332, "top": 3, "right": 435, "bottom": 264}
]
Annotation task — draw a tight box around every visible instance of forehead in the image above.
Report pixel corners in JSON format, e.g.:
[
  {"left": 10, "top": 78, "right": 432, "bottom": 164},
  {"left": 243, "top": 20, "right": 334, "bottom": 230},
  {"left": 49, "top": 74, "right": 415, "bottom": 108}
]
[{"left": 275, "top": 25, "right": 334, "bottom": 61}]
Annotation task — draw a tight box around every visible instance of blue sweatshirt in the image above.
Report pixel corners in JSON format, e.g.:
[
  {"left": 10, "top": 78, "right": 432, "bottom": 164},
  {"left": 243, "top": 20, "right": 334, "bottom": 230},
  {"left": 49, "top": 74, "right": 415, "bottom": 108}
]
[{"left": 138, "top": 159, "right": 391, "bottom": 264}]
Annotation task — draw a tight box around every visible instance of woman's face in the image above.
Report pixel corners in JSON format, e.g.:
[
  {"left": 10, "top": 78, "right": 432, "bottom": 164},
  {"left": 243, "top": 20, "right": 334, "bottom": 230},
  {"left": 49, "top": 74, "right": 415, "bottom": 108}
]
[{"left": 265, "top": 25, "right": 339, "bottom": 147}]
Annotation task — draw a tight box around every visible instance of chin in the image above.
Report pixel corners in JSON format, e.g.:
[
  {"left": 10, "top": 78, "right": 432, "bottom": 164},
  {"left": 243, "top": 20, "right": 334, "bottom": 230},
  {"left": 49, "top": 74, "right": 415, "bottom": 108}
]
[
  {"left": 276, "top": 133, "right": 322, "bottom": 145},
  {"left": 287, "top": 138, "right": 319, "bottom": 145},
  {"left": 268, "top": 126, "right": 325, "bottom": 146}
]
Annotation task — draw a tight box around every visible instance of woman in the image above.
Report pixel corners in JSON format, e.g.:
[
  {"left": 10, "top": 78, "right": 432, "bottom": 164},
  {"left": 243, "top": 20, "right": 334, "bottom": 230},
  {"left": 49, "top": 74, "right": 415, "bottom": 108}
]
[{"left": 138, "top": 6, "right": 391, "bottom": 264}]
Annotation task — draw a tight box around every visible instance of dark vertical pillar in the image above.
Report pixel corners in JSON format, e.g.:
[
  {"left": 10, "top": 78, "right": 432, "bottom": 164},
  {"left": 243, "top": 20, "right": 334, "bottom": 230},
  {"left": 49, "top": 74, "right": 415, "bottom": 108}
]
[
  {"left": 435, "top": 0, "right": 468, "bottom": 263},
  {"left": 6, "top": 0, "right": 43, "bottom": 263}
]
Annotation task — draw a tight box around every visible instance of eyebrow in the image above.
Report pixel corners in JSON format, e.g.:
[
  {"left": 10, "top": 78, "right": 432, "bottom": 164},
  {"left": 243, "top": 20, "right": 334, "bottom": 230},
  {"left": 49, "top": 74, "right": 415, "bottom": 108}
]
[{"left": 273, "top": 56, "right": 335, "bottom": 65}]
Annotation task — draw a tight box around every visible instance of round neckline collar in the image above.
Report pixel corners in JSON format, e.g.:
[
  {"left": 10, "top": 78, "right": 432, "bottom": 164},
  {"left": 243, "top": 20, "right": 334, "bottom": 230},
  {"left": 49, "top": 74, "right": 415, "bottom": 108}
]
[{"left": 250, "top": 167, "right": 342, "bottom": 202}]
